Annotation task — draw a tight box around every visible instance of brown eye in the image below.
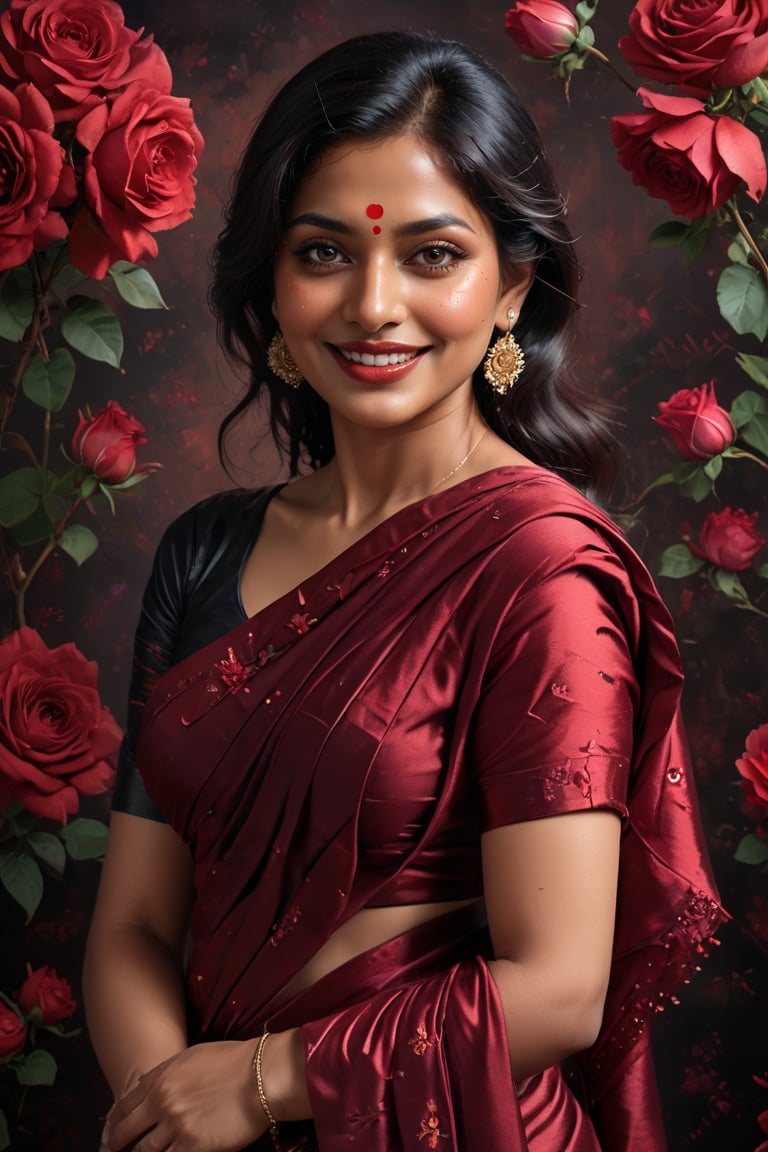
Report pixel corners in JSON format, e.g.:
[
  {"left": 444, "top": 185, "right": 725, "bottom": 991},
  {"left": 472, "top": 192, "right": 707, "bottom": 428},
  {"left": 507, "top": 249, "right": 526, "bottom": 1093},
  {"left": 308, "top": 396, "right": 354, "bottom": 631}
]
[
  {"left": 421, "top": 246, "right": 448, "bottom": 266},
  {"left": 315, "top": 245, "right": 340, "bottom": 263}
]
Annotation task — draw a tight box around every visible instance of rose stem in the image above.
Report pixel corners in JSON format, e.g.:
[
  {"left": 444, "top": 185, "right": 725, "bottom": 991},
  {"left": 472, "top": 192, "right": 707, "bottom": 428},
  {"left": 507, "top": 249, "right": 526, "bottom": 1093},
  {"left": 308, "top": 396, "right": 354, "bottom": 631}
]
[
  {"left": 580, "top": 44, "right": 638, "bottom": 95},
  {"left": 14, "top": 496, "right": 82, "bottom": 629},
  {"left": 729, "top": 200, "right": 768, "bottom": 289},
  {"left": 0, "top": 255, "right": 50, "bottom": 444},
  {"left": 728, "top": 448, "right": 768, "bottom": 471}
]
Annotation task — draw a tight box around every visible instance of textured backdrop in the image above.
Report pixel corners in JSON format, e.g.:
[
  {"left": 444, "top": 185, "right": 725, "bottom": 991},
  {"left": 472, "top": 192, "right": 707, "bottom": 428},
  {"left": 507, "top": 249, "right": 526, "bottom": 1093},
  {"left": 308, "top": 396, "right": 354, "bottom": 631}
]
[{"left": 2, "top": 1, "right": 766, "bottom": 1148}]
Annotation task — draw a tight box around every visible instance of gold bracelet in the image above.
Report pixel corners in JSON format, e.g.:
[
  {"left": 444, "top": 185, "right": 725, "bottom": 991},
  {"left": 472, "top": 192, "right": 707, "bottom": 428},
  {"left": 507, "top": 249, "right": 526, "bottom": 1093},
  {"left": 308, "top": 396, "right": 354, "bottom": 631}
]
[{"left": 253, "top": 1027, "right": 280, "bottom": 1148}]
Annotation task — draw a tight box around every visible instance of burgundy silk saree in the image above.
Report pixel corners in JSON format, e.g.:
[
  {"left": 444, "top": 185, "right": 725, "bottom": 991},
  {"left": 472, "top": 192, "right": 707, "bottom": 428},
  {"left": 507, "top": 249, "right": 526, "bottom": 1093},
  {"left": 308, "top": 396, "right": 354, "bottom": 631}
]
[{"left": 134, "top": 467, "right": 723, "bottom": 1151}]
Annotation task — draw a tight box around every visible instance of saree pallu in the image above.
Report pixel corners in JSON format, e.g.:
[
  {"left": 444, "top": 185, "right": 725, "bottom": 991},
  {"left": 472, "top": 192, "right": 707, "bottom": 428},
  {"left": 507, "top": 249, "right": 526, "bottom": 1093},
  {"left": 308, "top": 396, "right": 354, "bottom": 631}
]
[{"left": 135, "top": 467, "right": 724, "bottom": 1151}]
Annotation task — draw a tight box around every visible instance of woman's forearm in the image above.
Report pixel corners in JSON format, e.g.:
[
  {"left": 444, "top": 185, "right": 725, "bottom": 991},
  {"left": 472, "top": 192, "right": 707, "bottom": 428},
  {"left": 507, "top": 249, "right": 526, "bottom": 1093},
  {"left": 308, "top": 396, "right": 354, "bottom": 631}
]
[{"left": 84, "top": 923, "right": 189, "bottom": 1098}]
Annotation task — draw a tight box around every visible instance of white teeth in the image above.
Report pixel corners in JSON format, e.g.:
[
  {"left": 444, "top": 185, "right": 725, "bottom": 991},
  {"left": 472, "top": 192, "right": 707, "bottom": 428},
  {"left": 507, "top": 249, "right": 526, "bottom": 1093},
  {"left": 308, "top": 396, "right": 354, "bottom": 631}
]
[{"left": 339, "top": 349, "right": 417, "bottom": 365}]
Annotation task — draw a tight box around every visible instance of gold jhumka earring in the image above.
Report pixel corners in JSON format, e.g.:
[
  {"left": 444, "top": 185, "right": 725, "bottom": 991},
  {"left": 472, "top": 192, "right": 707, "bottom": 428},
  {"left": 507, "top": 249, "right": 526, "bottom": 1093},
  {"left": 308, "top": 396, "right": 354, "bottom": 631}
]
[
  {"left": 267, "top": 331, "right": 303, "bottom": 388},
  {"left": 483, "top": 308, "right": 525, "bottom": 395}
]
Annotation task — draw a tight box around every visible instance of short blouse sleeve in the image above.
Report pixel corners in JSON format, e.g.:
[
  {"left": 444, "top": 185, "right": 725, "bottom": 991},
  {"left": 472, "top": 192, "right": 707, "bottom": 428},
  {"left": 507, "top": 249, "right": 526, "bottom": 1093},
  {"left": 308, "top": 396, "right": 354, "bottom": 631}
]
[
  {"left": 469, "top": 542, "right": 640, "bottom": 831},
  {"left": 111, "top": 509, "right": 196, "bottom": 822}
]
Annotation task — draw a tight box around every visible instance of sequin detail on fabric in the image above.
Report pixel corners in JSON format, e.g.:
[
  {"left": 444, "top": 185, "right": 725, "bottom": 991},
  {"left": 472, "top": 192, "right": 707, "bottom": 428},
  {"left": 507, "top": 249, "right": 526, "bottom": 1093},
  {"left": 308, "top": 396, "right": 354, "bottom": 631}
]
[{"left": 418, "top": 1099, "right": 445, "bottom": 1147}]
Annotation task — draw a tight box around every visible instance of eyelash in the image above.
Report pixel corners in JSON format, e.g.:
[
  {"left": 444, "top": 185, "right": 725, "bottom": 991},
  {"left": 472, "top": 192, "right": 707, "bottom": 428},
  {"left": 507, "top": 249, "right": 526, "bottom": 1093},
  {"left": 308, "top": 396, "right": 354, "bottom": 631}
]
[{"left": 292, "top": 240, "right": 468, "bottom": 274}]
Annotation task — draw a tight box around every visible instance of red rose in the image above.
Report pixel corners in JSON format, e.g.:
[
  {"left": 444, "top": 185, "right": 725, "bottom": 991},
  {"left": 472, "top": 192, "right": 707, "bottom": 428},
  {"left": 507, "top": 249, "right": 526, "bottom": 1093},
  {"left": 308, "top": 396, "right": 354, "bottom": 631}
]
[
  {"left": 619, "top": 0, "right": 768, "bottom": 96},
  {"left": 611, "top": 88, "right": 766, "bottom": 219},
  {"left": 505, "top": 0, "right": 578, "bottom": 58},
  {"left": 69, "top": 84, "right": 204, "bottom": 278},
  {"left": 0, "top": 82, "right": 75, "bottom": 272},
  {"left": 0, "top": 1003, "right": 27, "bottom": 1062},
  {"left": 690, "top": 507, "right": 765, "bottom": 572},
  {"left": 71, "top": 400, "right": 152, "bottom": 484},
  {"left": 0, "top": 0, "right": 171, "bottom": 123},
  {"left": 18, "top": 963, "right": 76, "bottom": 1025},
  {"left": 736, "top": 723, "right": 768, "bottom": 813},
  {"left": 654, "top": 381, "right": 736, "bottom": 461},
  {"left": 0, "top": 627, "right": 121, "bottom": 825}
]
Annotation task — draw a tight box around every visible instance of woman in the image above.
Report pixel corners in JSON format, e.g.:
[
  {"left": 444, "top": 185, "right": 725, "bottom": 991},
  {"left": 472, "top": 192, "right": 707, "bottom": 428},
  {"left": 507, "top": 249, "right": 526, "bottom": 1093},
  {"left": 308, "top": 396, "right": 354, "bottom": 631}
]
[{"left": 85, "top": 31, "right": 723, "bottom": 1152}]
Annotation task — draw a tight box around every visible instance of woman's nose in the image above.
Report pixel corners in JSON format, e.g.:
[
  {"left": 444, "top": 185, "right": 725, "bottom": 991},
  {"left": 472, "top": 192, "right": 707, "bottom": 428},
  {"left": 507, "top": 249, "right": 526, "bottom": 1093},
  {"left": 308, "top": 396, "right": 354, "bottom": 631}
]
[{"left": 341, "top": 256, "right": 408, "bottom": 331}]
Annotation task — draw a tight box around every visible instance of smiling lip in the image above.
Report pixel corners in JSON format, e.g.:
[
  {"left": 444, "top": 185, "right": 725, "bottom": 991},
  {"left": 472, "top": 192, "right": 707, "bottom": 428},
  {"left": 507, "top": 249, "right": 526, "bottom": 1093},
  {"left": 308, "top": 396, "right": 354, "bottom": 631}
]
[{"left": 329, "top": 342, "right": 428, "bottom": 382}]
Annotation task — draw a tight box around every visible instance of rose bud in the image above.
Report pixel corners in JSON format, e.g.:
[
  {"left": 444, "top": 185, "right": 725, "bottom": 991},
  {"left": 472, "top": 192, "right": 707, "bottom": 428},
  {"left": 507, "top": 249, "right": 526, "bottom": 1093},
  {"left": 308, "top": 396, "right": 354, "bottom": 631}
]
[
  {"left": 736, "top": 723, "right": 768, "bottom": 814},
  {"left": 654, "top": 381, "right": 736, "bottom": 461},
  {"left": 18, "top": 964, "right": 77, "bottom": 1026},
  {"left": 71, "top": 400, "right": 148, "bottom": 485},
  {"left": 0, "top": 1003, "right": 27, "bottom": 1061},
  {"left": 505, "top": 0, "right": 578, "bottom": 58},
  {"left": 690, "top": 507, "right": 765, "bottom": 572}
]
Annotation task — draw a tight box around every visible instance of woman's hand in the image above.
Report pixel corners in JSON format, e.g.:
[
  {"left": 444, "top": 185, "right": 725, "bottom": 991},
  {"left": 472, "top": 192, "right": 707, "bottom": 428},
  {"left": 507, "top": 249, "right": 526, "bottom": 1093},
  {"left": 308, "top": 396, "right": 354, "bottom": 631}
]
[{"left": 103, "top": 1041, "right": 267, "bottom": 1152}]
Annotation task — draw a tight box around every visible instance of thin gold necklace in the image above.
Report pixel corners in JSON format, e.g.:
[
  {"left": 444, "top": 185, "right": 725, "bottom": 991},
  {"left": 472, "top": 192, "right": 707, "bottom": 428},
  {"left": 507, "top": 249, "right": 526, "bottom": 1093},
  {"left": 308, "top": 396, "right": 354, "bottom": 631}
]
[{"left": 429, "top": 428, "right": 488, "bottom": 493}]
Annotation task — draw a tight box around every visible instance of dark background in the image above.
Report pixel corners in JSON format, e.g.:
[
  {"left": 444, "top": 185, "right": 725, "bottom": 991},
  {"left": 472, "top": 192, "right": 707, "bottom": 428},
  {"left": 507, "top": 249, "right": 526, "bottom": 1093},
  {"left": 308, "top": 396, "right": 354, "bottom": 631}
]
[{"left": 1, "top": 0, "right": 766, "bottom": 1148}]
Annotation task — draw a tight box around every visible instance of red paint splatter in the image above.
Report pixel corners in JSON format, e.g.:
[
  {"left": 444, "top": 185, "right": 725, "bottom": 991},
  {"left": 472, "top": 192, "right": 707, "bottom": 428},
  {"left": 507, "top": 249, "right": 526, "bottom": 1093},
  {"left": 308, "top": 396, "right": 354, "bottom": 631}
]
[{"left": 365, "top": 204, "right": 383, "bottom": 219}]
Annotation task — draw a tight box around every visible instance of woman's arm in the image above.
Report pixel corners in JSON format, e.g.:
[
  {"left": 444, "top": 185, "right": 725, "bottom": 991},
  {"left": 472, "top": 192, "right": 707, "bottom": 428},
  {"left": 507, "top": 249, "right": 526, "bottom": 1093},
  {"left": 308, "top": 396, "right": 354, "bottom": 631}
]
[
  {"left": 483, "top": 808, "right": 621, "bottom": 1080},
  {"left": 263, "top": 808, "right": 621, "bottom": 1127},
  {"left": 83, "top": 811, "right": 194, "bottom": 1097}
]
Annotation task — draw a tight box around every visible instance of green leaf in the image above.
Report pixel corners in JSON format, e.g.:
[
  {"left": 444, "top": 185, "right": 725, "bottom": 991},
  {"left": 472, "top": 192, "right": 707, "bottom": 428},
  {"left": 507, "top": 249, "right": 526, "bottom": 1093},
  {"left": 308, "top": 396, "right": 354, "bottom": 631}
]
[
  {"left": 756, "top": 563, "right": 768, "bottom": 579},
  {"left": 648, "top": 221, "right": 691, "bottom": 248},
  {"left": 748, "top": 106, "right": 768, "bottom": 129},
  {"left": 682, "top": 219, "right": 711, "bottom": 262},
  {"left": 734, "top": 832, "right": 768, "bottom": 865},
  {"left": 716, "top": 263, "right": 768, "bottom": 340},
  {"left": 710, "top": 567, "right": 750, "bottom": 603},
  {"left": 15, "top": 1048, "right": 57, "bottom": 1087},
  {"left": 42, "top": 491, "right": 68, "bottom": 524},
  {"left": 703, "top": 454, "right": 723, "bottom": 480},
  {"left": 729, "top": 389, "right": 768, "bottom": 428},
  {"left": 0, "top": 265, "right": 34, "bottom": 342},
  {"left": 58, "top": 523, "right": 98, "bottom": 566},
  {"left": 47, "top": 258, "right": 86, "bottom": 299},
  {"left": 0, "top": 1108, "right": 9, "bottom": 1152},
  {"left": 0, "top": 468, "right": 48, "bottom": 527},
  {"left": 727, "top": 241, "right": 749, "bottom": 266},
  {"left": 94, "top": 480, "right": 116, "bottom": 515},
  {"left": 27, "top": 831, "right": 66, "bottom": 875},
  {"left": 574, "top": 24, "right": 594, "bottom": 47},
  {"left": 736, "top": 352, "right": 768, "bottom": 390},
  {"left": 658, "top": 544, "right": 705, "bottom": 578},
  {"left": 79, "top": 474, "right": 98, "bottom": 500},
  {"left": 679, "top": 466, "right": 713, "bottom": 502},
  {"left": 0, "top": 853, "right": 43, "bottom": 922},
  {"left": 575, "top": 0, "right": 598, "bottom": 22},
  {"left": 21, "top": 348, "right": 75, "bottom": 412},
  {"left": 107, "top": 472, "right": 151, "bottom": 490},
  {"left": 8, "top": 503, "right": 54, "bottom": 546},
  {"left": 61, "top": 295, "right": 123, "bottom": 367},
  {"left": 108, "top": 261, "right": 168, "bottom": 309},
  {"left": 60, "top": 818, "right": 109, "bottom": 860},
  {"left": 740, "top": 412, "right": 768, "bottom": 457}
]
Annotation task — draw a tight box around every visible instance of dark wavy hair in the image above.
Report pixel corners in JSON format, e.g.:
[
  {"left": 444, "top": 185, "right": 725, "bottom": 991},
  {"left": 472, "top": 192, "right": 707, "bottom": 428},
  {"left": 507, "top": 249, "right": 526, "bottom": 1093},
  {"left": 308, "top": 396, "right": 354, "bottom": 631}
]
[{"left": 211, "top": 30, "right": 616, "bottom": 497}]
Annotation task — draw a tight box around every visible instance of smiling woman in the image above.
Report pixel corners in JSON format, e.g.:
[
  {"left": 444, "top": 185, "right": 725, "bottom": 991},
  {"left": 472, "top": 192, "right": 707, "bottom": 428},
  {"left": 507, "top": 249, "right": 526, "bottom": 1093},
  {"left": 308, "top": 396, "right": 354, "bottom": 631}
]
[
  {"left": 83, "top": 29, "right": 722, "bottom": 1152},
  {"left": 271, "top": 135, "right": 530, "bottom": 437}
]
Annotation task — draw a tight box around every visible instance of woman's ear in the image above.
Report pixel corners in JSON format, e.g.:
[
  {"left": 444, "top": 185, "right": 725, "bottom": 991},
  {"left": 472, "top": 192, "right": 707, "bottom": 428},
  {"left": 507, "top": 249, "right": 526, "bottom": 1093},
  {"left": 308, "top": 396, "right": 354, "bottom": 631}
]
[{"left": 494, "top": 260, "right": 535, "bottom": 331}]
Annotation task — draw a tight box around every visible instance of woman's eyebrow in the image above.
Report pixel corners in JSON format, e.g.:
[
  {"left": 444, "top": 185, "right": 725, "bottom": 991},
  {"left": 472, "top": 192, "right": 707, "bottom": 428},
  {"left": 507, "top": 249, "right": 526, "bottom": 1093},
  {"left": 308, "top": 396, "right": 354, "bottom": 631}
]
[{"left": 286, "top": 212, "right": 476, "bottom": 235}]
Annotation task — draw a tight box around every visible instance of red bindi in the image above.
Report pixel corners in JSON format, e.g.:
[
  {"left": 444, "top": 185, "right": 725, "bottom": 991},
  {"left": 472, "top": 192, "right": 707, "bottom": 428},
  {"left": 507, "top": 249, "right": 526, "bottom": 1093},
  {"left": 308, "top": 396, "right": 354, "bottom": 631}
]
[
  {"left": 365, "top": 204, "right": 384, "bottom": 219},
  {"left": 372, "top": 225, "right": 381, "bottom": 234}
]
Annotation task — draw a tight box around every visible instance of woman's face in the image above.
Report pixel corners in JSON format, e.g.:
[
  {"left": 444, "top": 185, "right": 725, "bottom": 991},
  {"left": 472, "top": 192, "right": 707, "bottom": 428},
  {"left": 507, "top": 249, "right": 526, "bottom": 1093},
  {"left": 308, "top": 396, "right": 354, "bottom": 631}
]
[{"left": 272, "top": 134, "right": 531, "bottom": 433}]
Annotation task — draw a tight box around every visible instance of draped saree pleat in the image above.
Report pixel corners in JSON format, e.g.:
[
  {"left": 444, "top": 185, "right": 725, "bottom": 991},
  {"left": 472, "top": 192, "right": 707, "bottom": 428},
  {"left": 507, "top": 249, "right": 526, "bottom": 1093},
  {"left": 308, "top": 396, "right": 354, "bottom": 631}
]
[{"left": 135, "top": 467, "right": 724, "bottom": 1151}]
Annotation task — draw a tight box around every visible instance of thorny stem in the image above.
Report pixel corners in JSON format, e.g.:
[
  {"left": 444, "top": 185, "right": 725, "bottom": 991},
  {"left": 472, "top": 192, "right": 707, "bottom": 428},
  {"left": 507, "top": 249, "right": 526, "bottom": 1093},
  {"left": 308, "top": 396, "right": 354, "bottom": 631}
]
[
  {"left": 0, "top": 247, "right": 67, "bottom": 446},
  {"left": 14, "top": 495, "right": 82, "bottom": 629},
  {"left": 581, "top": 44, "right": 638, "bottom": 95},
  {"left": 730, "top": 200, "right": 768, "bottom": 289}
]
